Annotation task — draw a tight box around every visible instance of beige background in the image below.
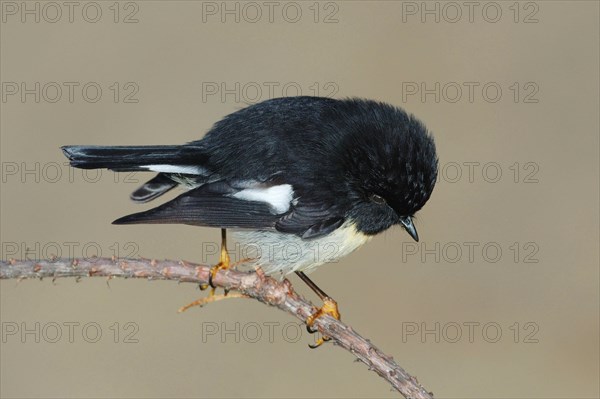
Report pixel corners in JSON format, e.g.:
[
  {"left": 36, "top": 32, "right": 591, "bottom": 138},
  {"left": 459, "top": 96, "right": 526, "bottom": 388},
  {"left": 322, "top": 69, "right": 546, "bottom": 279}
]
[{"left": 1, "top": 1, "right": 598, "bottom": 398}]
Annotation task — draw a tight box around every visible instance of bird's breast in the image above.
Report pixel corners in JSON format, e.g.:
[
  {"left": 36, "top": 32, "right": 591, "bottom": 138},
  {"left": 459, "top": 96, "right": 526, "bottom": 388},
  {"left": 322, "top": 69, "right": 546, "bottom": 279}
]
[{"left": 231, "top": 222, "right": 371, "bottom": 276}]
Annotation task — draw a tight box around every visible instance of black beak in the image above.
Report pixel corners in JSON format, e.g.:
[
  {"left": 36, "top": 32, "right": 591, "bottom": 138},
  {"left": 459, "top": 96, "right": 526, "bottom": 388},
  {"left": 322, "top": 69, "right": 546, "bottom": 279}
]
[{"left": 400, "top": 216, "right": 419, "bottom": 242}]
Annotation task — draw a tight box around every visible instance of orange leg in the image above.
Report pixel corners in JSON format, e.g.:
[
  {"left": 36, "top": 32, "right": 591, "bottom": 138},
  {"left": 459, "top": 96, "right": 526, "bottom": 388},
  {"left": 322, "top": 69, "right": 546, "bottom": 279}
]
[
  {"left": 208, "top": 228, "right": 231, "bottom": 295},
  {"left": 296, "top": 271, "right": 341, "bottom": 348},
  {"left": 183, "top": 229, "right": 232, "bottom": 311}
]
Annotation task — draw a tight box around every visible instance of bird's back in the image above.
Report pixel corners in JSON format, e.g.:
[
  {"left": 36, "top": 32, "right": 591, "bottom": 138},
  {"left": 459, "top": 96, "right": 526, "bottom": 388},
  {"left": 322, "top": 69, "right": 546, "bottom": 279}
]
[{"left": 193, "top": 97, "right": 347, "bottom": 181}]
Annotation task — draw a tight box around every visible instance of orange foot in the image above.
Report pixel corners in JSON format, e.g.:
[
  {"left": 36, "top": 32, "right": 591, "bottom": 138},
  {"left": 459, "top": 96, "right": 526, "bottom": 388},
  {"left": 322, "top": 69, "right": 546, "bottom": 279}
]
[
  {"left": 182, "top": 229, "right": 232, "bottom": 312},
  {"left": 306, "top": 297, "right": 340, "bottom": 348}
]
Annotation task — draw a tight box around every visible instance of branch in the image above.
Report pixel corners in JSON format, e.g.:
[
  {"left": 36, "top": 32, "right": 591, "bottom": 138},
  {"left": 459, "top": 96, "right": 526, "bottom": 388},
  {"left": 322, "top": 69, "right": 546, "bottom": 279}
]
[{"left": 1, "top": 257, "right": 433, "bottom": 398}]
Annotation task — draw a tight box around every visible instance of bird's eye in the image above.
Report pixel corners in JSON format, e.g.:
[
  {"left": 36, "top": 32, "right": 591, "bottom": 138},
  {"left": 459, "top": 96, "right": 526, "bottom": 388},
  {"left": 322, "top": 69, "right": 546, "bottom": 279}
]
[{"left": 369, "top": 194, "right": 387, "bottom": 205}]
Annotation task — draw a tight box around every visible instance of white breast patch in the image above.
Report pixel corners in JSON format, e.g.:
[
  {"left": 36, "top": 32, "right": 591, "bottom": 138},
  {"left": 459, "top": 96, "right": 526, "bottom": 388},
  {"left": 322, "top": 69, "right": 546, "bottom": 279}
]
[{"left": 232, "top": 184, "right": 294, "bottom": 214}]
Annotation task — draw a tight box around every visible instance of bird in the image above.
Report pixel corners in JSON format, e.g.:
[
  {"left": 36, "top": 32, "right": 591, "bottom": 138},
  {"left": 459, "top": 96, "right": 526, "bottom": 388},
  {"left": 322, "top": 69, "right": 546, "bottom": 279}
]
[{"left": 62, "top": 96, "right": 438, "bottom": 347}]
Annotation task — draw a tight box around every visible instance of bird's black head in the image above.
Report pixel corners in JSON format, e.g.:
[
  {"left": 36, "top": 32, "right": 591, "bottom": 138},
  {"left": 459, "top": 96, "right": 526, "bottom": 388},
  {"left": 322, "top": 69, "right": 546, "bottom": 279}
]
[{"left": 334, "top": 100, "right": 438, "bottom": 240}]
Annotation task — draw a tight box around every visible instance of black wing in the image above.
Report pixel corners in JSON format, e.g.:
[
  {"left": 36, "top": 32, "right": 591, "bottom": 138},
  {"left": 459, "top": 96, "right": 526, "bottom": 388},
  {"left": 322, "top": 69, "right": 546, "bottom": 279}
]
[
  {"left": 113, "top": 179, "right": 347, "bottom": 239},
  {"left": 113, "top": 181, "right": 280, "bottom": 229},
  {"left": 275, "top": 202, "right": 345, "bottom": 239}
]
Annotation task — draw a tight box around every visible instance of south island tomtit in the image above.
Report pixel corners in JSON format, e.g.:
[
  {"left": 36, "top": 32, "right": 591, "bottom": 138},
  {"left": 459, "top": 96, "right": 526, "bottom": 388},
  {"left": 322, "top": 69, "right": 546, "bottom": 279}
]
[{"left": 62, "top": 96, "right": 439, "bottom": 346}]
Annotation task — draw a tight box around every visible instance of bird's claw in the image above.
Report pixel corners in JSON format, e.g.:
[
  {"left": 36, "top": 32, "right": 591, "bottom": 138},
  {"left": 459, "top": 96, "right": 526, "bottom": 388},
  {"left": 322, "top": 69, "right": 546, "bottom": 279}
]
[
  {"left": 308, "top": 335, "right": 332, "bottom": 349},
  {"left": 184, "top": 230, "right": 232, "bottom": 309},
  {"left": 306, "top": 324, "right": 318, "bottom": 334},
  {"left": 305, "top": 297, "right": 340, "bottom": 348}
]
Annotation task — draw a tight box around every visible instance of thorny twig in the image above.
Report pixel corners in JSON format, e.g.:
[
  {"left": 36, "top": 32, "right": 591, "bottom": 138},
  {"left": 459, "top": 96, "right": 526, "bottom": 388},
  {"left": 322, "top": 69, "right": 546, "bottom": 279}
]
[{"left": 1, "top": 257, "right": 433, "bottom": 398}]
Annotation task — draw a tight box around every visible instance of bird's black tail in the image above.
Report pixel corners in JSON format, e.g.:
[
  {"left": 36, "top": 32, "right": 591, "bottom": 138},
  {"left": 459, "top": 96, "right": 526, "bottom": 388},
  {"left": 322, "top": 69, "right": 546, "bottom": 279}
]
[
  {"left": 61, "top": 145, "right": 205, "bottom": 172},
  {"left": 61, "top": 144, "right": 209, "bottom": 203}
]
